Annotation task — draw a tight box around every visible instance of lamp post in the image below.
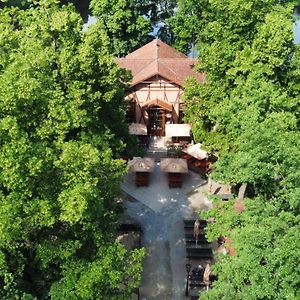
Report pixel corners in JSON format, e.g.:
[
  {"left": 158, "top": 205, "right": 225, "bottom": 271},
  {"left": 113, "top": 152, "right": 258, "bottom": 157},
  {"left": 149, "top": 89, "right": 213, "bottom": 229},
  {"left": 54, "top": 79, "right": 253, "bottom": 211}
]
[{"left": 185, "top": 262, "right": 191, "bottom": 297}]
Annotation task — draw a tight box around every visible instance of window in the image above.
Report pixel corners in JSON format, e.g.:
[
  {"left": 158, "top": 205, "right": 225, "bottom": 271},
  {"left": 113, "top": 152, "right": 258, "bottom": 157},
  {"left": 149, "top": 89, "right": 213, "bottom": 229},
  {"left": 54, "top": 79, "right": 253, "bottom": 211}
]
[
  {"left": 179, "top": 103, "right": 185, "bottom": 124},
  {"left": 125, "top": 100, "right": 136, "bottom": 123}
]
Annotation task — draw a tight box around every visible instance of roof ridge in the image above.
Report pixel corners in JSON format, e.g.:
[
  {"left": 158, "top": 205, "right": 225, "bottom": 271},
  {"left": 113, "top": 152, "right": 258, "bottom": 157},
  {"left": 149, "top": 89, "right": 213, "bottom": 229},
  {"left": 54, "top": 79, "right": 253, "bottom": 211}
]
[
  {"left": 123, "top": 39, "right": 187, "bottom": 59},
  {"left": 116, "top": 40, "right": 204, "bottom": 87}
]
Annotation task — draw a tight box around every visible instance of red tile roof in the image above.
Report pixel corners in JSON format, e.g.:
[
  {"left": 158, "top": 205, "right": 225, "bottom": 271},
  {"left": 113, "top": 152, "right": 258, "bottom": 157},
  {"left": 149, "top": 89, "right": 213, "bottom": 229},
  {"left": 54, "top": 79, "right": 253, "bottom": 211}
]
[{"left": 116, "top": 39, "right": 205, "bottom": 87}]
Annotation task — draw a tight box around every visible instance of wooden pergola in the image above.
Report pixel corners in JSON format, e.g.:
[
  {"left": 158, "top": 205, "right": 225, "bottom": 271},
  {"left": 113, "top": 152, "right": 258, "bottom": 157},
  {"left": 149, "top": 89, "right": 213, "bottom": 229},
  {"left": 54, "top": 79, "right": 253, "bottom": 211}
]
[
  {"left": 128, "top": 157, "right": 155, "bottom": 187},
  {"left": 160, "top": 158, "right": 188, "bottom": 188}
]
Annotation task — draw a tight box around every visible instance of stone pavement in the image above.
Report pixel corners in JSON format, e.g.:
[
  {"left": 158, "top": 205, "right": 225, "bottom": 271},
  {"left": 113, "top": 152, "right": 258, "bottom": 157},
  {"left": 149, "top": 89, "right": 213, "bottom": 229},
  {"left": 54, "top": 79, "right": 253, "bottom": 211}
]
[
  {"left": 121, "top": 163, "right": 211, "bottom": 299},
  {"left": 122, "top": 162, "right": 205, "bottom": 213}
]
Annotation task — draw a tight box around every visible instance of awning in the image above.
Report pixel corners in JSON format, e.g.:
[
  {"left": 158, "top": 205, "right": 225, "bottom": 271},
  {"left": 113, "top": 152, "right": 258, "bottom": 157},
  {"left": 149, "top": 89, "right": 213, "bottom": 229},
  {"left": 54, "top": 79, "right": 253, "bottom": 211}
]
[
  {"left": 129, "top": 123, "right": 147, "bottom": 136},
  {"left": 141, "top": 98, "right": 173, "bottom": 111},
  {"left": 182, "top": 143, "right": 208, "bottom": 160},
  {"left": 128, "top": 157, "right": 155, "bottom": 173},
  {"left": 165, "top": 124, "right": 191, "bottom": 137},
  {"left": 160, "top": 158, "right": 188, "bottom": 173}
]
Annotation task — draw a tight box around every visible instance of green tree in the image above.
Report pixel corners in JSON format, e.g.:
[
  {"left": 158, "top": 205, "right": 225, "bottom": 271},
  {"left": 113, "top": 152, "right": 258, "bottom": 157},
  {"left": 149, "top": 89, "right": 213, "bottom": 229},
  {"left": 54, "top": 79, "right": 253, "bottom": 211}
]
[
  {"left": 0, "top": 1, "right": 143, "bottom": 298},
  {"left": 146, "top": 0, "right": 177, "bottom": 44},
  {"left": 89, "top": 0, "right": 180, "bottom": 56},
  {"left": 90, "top": 0, "right": 152, "bottom": 57},
  {"left": 168, "top": 0, "right": 205, "bottom": 54},
  {"left": 201, "top": 197, "right": 300, "bottom": 300},
  {"left": 180, "top": 1, "right": 300, "bottom": 299}
]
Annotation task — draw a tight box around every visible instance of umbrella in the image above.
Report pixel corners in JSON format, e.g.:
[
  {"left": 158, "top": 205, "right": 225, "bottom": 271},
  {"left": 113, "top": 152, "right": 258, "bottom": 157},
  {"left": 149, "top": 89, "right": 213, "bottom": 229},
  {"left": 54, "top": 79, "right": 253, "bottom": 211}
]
[
  {"left": 128, "top": 157, "right": 154, "bottom": 173},
  {"left": 182, "top": 143, "right": 208, "bottom": 160},
  {"left": 193, "top": 219, "right": 201, "bottom": 248},
  {"left": 128, "top": 123, "right": 147, "bottom": 135},
  {"left": 160, "top": 158, "right": 188, "bottom": 173},
  {"left": 203, "top": 263, "right": 211, "bottom": 290},
  {"left": 165, "top": 123, "right": 191, "bottom": 137}
]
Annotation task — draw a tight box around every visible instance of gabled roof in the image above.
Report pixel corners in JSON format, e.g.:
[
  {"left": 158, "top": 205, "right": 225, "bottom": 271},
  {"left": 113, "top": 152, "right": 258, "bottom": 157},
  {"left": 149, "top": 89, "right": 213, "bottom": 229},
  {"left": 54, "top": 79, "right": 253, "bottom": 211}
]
[
  {"left": 128, "top": 157, "right": 155, "bottom": 173},
  {"left": 141, "top": 98, "right": 173, "bottom": 111},
  {"left": 160, "top": 158, "right": 188, "bottom": 173},
  {"left": 124, "top": 39, "right": 187, "bottom": 59},
  {"left": 116, "top": 39, "right": 205, "bottom": 87}
]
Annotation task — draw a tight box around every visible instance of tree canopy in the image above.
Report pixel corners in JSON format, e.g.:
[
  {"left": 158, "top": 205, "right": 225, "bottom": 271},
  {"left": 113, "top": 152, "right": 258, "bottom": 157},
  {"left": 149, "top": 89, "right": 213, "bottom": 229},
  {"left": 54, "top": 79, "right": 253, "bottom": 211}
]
[
  {"left": 89, "top": 0, "right": 152, "bottom": 57},
  {"left": 0, "top": 1, "right": 144, "bottom": 298},
  {"left": 181, "top": 0, "right": 300, "bottom": 299},
  {"left": 1, "top": 0, "right": 299, "bottom": 299},
  {"left": 168, "top": 0, "right": 204, "bottom": 54},
  {"left": 89, "top": 0, "right": 178, "bottom": 56}
]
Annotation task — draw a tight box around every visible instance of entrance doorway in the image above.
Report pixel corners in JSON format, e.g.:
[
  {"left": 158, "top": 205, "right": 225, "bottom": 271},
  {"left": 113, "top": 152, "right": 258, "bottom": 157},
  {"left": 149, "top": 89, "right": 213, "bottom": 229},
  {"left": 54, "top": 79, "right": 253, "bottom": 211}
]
[{"left": 147, "top": 106, "right": 166, "bottom": 136}]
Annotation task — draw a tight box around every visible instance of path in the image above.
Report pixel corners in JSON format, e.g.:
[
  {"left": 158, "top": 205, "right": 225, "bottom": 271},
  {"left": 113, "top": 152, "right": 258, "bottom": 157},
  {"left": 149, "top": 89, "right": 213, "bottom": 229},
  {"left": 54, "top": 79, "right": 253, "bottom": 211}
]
[{"left": 122, "top": 161, "right": 210, "bottom": 299}]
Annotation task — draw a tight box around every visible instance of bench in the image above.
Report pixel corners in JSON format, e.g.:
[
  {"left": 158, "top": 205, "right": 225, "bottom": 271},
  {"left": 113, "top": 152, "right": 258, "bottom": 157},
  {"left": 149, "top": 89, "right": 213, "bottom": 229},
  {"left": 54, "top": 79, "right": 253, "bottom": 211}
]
[
  {"left": 119, "top": 223, "right": 142, "bottom": 232},
  {"left": 185, "top": 240, "right": 211, "bottom": 247},
  {"left": 186, "top": 248, "right": 213, "bottom": 255},
  {"left": 185, "top": 233, "right": 207, "bottom": 241},
  {"left": 189, "top": 281, "right": 206, "bottom": 288},
  {"left": 186, "top": 253, "right": 213, "bottom": 259},
  {"left": 186, "top": 248, "right": 213, "bottom": 259},
  {"left": 185, "top": 244, "right": 211, "bottom": 249},
  {"left": 185, "top": 228, "right": 205, "bottom": 234}
]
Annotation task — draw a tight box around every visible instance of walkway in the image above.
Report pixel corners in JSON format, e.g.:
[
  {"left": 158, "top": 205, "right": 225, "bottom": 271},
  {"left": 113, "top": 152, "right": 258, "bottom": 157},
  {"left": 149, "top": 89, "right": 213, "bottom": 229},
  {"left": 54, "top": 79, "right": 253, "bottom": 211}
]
[{"left": 121, "top": 160, "right": 211, "bottom": 299}]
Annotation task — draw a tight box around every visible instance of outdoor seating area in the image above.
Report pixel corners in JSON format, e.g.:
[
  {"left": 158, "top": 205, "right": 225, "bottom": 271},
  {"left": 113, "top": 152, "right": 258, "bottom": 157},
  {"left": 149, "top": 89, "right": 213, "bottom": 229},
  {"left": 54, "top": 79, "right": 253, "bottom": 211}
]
[
  {"left": 128, "top": 123, "right": 149, "bottom": 148},
  {"left": 181, "top": 144, "right": 216, "bottom": 175},
  {"left": 124, "top": 138, "right": 218, "bottom": 297},
  {"left": 165, "top": 124, "right": 192, "bottom": 144},
  {"left": 127, "top": 138, "right": 218, "bottom": 189},
  {"left": 184, "top": 219, "right": 215, "bottom": 297},
  {"left": 184, "top": 219, "right": 213, "bottom": 260},
  {"left": 160, "top": 158, "right": 188, "bottom": 187},
  {"left": 128, "top": 157, "right": 155, "bottom": 186},
  {"left": 127, "top": 157, "right": 191, "bottom": 188}
]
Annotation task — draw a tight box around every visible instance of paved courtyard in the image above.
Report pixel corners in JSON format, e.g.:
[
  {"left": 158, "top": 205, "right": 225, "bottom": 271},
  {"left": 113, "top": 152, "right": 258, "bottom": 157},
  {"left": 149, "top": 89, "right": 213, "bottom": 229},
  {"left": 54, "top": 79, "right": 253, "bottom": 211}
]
[{"left": 121, "top": 162, "right": 212, "bottom": 299}]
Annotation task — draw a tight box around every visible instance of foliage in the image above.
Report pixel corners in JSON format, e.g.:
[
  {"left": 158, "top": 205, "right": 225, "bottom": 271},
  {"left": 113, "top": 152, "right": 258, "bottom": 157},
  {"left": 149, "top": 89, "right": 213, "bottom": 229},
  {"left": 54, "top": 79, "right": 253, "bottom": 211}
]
[
  {"left": 168, "top": 0, "right": 206, "bottom": 54},
  {"left": 201, "top": 198, "right": 300, "bottom": 300},
  {"left": 90, "top": 0, "right": 152, "bottom": 57},
  {"left": 184, "top": 0, "right": 300, "bottom": 192},
  {"left": 146, "top": 0, "right": 177, "bottom": 44},
  {"left": 180, "top": 1, "right": 300, "bottom": 299},
  {"left": 89, "top": 0, "right": 180, "bottom": 56},
  {"left": 50, "top": 244, "right": 145, "bottom": 300},
  {"left": 0, "top": 1, "right": 144, "bottom": 298}
]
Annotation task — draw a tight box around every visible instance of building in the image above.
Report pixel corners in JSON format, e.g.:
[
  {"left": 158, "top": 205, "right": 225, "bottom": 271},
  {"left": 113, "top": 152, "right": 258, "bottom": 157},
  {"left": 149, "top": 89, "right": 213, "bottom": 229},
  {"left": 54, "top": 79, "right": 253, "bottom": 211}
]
[{"left": 116, "top": 39, "right": 205, "bottom": 137}]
